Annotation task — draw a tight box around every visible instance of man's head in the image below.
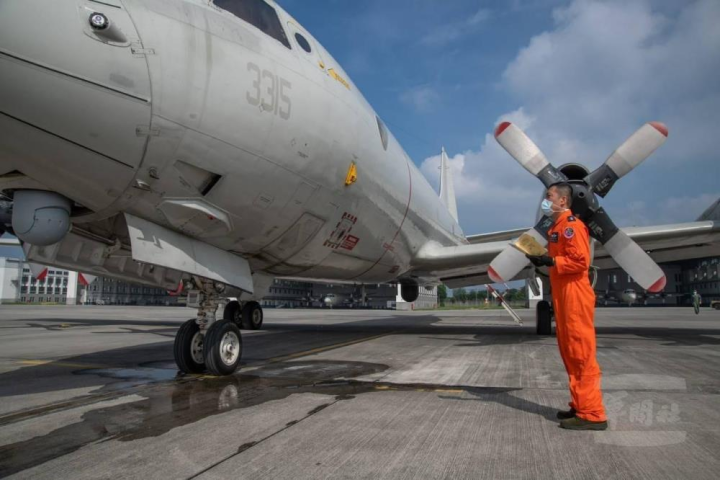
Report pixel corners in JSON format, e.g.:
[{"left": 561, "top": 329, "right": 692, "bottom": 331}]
[{"left": 546, "top": 183, "right": 573, "bottom": 212}]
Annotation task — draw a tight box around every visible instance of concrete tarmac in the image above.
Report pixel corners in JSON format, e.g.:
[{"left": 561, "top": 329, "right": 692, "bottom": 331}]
[{"left": 0, "top": 305, "right": 719, "bottom": 479}]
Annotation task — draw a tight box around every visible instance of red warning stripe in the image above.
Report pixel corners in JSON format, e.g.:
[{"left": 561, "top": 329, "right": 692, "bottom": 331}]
[
  {"left": 494, "top": 121, "right": 511, "bottom": 138},
  {"left": 649, "top": 121, "right": 668, "bottom": 137}
]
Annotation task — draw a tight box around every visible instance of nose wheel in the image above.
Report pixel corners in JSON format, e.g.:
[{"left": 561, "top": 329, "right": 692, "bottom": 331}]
[
  {"left": 203, "top": 320, "right": 243, "bottom": 376},
  {"left": 174, "top": 319, "right": 244, "bottom": 376},
  {"left": 242, "top": 301, "right": 264, "bottom": 330},
  {"left": 223, "top": 300, "right": 264, "bottom": 330},
  {"left": 174, "top": 282, "right": 245, "bottom": 376},
  {"left": 174, "top": 319, "right": 206, "bottom": 374}
]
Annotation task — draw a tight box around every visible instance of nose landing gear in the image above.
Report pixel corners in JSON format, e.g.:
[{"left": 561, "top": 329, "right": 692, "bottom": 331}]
[{"left": 174, "top": 280, "right": 246, "bottom": 376}]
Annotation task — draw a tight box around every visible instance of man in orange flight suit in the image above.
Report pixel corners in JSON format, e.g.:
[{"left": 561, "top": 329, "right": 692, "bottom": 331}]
[{"left": 526, "top": 183, "right": 608, "bottom": 430}]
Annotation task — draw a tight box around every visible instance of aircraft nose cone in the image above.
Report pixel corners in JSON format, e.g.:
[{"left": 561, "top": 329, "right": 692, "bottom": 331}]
[{"left": 0, "top": 0, "right": 152, "bottom": 211}]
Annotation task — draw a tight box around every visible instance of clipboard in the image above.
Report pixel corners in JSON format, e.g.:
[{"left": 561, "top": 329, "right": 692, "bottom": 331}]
[{"left": 512, "top": 233, "right": 547, "bottom": 256}]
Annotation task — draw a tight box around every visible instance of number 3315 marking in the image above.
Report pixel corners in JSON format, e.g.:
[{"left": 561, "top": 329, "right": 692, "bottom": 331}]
[{"left": 246, "top": 62, "right": 291, "bottom": 120}]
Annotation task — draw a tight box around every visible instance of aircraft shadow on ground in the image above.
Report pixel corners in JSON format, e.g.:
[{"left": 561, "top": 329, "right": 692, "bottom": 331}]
[{"left": 2, "top": 314, "right": 720, "bottom": 399}]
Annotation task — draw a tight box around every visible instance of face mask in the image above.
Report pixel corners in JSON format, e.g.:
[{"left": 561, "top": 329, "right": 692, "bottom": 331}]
[{"left": 541, "top": 199, "right": 565, "bottom": 216}]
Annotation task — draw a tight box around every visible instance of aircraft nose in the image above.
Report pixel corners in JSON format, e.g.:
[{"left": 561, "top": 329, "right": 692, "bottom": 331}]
[{"left": 0, "top": 0, "right": 152, "bottom": 211}]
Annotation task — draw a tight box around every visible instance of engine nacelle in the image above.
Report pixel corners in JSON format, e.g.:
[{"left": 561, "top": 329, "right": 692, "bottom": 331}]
[
  {"left": 12, "top": 190, "right": 71, "bottom": 246},
  {"left": 400, "top": 283, "right": 419, "bottom": 303}
]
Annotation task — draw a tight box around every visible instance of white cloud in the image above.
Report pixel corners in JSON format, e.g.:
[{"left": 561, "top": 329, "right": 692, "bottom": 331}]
[
  {"left": 400, "top": 85, "right": 440, "bottom": 112},
  {"left": 616, "top": 193, "right": 720, "bottom": 227},
  {"left": 422, "top": 0, "right": 720, "bottom": 234},
  {"left": 501, "top": 0, "right": 720, "bottom": 164},
  {"left": 467, "top": 9, "right": 492, "bottom": 26},
  {"left": 420, "top": 8, "right": 491, "bottom": 47},
  {"left": 421, "top": 108, "right": 548, "bottom": 231}
]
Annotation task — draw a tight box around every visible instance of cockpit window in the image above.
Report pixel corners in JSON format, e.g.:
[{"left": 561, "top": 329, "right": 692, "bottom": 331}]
[
  {"left": 213, "top": 0, "right": 291, "bottom": 49},
  {"left": 376, "top": 116, "right": 389, "bottom": 151},
  {"left": 295, "top": 33, "right": 312, "bottom": 53}
]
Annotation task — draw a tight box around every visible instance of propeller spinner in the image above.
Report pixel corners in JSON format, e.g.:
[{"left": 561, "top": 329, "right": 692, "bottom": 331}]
[{"left": 488, "top": 122, "right": 668, "bottom": 293}]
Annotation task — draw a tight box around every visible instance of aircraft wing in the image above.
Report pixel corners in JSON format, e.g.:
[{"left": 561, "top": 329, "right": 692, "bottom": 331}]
[
  {"left": 414, "top": 219, "right": 720, "bottom": 289},
  {"left": 411, "top": 239, "right": 514, "bottom": 288},
  {"left": 465, "top": 228, "right": 529, "bottom": 244},
  {"left": 592, "top": 221, "right": 720, "bottom": 270}
]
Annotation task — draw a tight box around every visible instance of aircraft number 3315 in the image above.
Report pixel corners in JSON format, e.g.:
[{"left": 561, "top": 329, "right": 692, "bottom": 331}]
[{"left": 246, "top": 62, "right": 292, "bottom": 120}]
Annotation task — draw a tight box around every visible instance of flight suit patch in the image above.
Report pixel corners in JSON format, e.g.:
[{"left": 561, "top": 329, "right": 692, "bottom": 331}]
[
  {"left": 550, "top": 232, "right": 559, "bottom": 243},
  {"left": 564, "top": 227, "right": 575, "bottom": 239}
]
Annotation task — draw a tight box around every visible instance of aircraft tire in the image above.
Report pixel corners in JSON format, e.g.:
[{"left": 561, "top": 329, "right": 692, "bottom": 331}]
[
  {"left": 224, "top": 300, "right": 242, "bottom": 328},
  {"left": 241, "top": 301, "right": 263, "bottom": 330},
  {"left": 203, "top": 320, "right": 242, "bottom": 376},
  {"left": 536, "top": 301, "right": 552, "bottom": 335},
  {"left": 174, "top": 319, "right": 205, "bottom": 374}
]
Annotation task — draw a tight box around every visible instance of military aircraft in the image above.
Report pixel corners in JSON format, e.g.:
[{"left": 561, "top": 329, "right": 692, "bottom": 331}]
[
  {"left": 1, "top": 0, "right": 719, "bottom": 374},
  {"left": 597, "top": 288, "right": 639, "bottom": 307}
]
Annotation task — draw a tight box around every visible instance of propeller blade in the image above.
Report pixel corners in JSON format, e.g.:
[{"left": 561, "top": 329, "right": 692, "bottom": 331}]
[
  {"left": 488, "top": 216, "right": 554, "bottom": 283},
  {"left": 585, "top": 208, "right": 666, "bottom": 292},
  {"left": 584, "top": 122, "right": 668, "bottom": 197},
  {"left": 494, "top": 122, "right": 567, "bottom": 187}
]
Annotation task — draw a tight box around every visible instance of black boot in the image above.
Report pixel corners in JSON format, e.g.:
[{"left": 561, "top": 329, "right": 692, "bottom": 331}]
[
  {"left": 556, "top": 408, "right": 576, "bottom": 420},
  {"left": 559, "top": 416, "right": 608, "bottom": 431}
]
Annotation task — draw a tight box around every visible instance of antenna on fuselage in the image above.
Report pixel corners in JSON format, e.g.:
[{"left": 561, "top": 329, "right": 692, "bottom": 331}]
[{"left": 439, "top": 147, "right": 459, "bottom": 223}]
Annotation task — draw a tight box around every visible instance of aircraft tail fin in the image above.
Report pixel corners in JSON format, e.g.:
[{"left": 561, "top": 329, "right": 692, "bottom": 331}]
[
  {"left": 439, "top": 147, "right": 459, "bottom": 223},
  {"left": 697, "top": 197, "right": 720, "bottom": 221}
]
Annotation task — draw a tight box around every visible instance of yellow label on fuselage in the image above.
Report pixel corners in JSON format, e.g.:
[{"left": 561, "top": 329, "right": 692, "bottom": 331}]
[
  {"left": 345, "top": 161, "right": 358, "bottom": 186},
  {"left": 328, "top": 68, "right": 350, "bottom": 90}
]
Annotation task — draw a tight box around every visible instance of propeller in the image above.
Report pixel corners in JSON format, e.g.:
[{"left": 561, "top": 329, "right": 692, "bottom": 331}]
[{"left": 488, "top": 121, "right": 668, "bottom": 293}]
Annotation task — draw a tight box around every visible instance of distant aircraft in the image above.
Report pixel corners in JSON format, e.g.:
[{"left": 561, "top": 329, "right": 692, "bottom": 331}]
[
  {"left": 316, "top": 292, "right": 365, "bottom": 309},
  {"left": 597, "top": 288, "right": 639, "bottom": 307},
  {"left": 1, "top": 0, "right": 719, "bottom": 374}
]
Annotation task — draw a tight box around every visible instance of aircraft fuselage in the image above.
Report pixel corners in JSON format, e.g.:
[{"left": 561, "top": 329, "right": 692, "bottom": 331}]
[{"left": 0, "top": 0, "right": 465, "bottom": 286}]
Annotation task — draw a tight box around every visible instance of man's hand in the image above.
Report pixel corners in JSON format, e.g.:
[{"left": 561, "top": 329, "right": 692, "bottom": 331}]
[{"left": 526, "top": 254, "right": 554, "bottom": 267}]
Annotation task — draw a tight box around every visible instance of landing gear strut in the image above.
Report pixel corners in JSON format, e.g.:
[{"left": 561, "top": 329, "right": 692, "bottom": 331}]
[{"left": 174, "top": 279, "right": 244, "bottom": 376}]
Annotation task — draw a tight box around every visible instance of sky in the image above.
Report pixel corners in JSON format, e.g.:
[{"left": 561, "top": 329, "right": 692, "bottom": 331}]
[{"left": 278, "top": 0, "right": 720, "bottom": 235}]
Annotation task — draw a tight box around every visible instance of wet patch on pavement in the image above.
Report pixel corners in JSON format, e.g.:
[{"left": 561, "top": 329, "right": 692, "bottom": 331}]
[
  {"left": 0, "top": 360, "right": 387, "bottom": 477},
  {"left": 0, "top": 358, "right": 533, "bottom": 478}
]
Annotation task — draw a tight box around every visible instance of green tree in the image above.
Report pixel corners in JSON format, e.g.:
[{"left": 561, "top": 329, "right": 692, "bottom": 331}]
[{"left": 438, "top": 284, "right": 447, "bottom": 306}]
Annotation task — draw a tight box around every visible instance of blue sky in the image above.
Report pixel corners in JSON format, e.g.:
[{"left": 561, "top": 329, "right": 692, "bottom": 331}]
[{"left": 278, "top": 0, "right": 720, "bottom": 235}]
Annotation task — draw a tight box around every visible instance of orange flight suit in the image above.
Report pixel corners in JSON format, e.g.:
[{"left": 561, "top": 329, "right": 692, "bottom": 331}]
[{"left": 548, "top": 209, "right": 606, "bottom": 422}]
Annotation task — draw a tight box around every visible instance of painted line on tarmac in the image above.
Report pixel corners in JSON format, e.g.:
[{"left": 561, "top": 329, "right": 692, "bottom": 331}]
[
  {"left": 14, "top": 359, "right": 110, "bottom": 369},
  {"left": 0, "top": 391, "right": 123, "bottom": 426},
  {"left": 373, "top": 384, "right": 464, "bottom": 394},
  {"left": 259, "top": 331, "right": 397, "bottom": 365}
]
